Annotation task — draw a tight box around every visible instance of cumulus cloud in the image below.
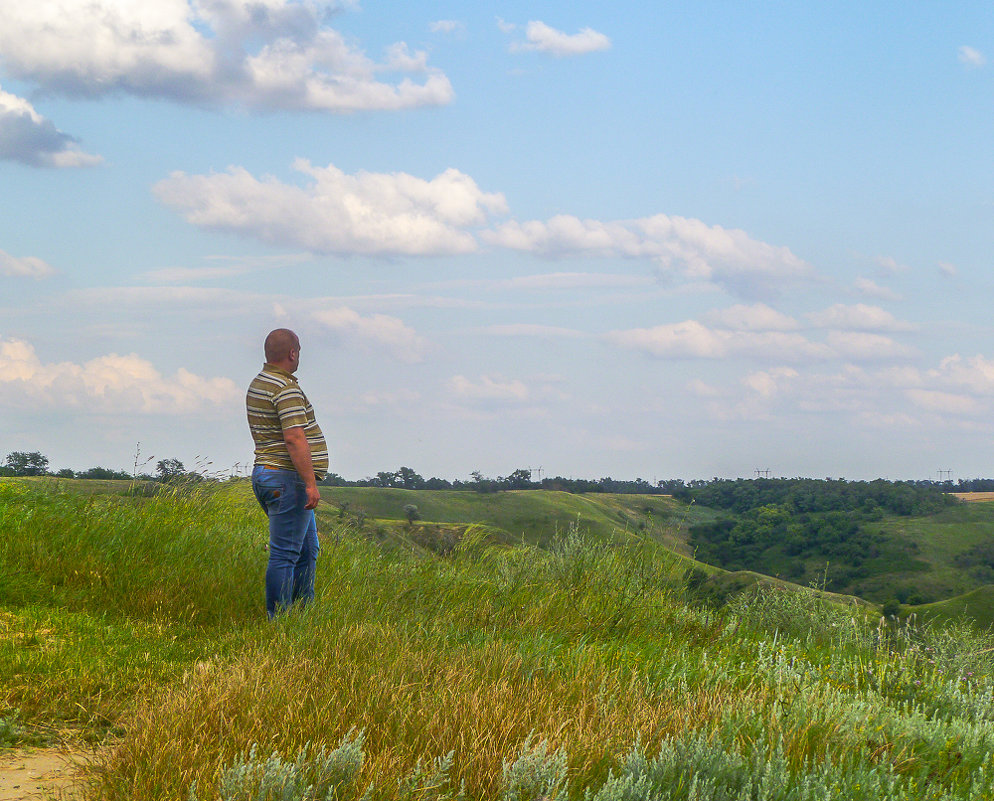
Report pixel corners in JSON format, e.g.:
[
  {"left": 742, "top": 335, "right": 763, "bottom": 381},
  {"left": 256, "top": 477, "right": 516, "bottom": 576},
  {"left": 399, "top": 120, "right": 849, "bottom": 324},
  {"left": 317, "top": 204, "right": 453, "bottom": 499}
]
[
  {"left": 484, "top": 214, "right": 814, "bottom": 298},
  {"left": 429, "top": 20, "right": 464, "bottom": 34},
  {"left": 825, "top": 331, "right": 915, "bottom": 361},
  {"left": 704, "top": 303, "right": 799, "bottom": 331},
  {"left": 510, "top": 21, "right": 611, "bottom": 56},
  {"left": 959, "top": 45, "right": 986, "bottom": 69},
  {"left": 154, "top": 161, "right": 508, "bottom": 255},
  {"left": 0, "top": 337, "right": 239, "bottom": 414},
  {"left": 743, "top": 367, "right": 799, "bottom": 399},
  {"left": 447, "top": 374, "right": 529, "bottom": 403},
  {"left": 875, "top": 255, "right": 910, "bottom": 274},
  {"left": 930, "top": 354, "right": 994, "bottom": 395},
  {"left": 0, "top": 86, "right": 101, "bottom": 167},
  {"left": 853, "top": 277, "right": 902, "bottom": 301},
  {"left": 604, "top": 320, "right": 832, "bottom": 362},
  {"left": 310, "top": 305, "right": 426, "bottom": 362},
  {"left": 0, "top": 248, "right": 55, "bottom": 278},
  {"left": 807, "top": 303, "right": 914, "bottom": 332},
  {"left": 0, "top": 0, "right": 453, "bottom": 112}
]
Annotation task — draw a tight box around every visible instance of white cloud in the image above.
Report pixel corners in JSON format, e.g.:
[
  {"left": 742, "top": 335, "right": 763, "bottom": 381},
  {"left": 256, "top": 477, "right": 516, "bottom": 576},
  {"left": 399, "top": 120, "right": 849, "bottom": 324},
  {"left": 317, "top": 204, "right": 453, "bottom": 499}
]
[
  {"left": 907, "top": 389, "right": 981, "bottom": 415},
  {"left": 807, "top": 303, "right": 914, "bottom": 332},
  {"left": 959, "top": 45, "right": 986, "bottom": 69},
  {"left": 310, "top": 306, "right": 427, "bottom": 362},
  {"left": 853, "top": 277, "right": 902, "bottom": 301},
  {"left": 604, "top": 320, "right": 831, "bottom": 361},
  {"left": 484, "top": 214, "right": 814, "bottom": 298},
  {"left": 743, "top": 367, "right": 799, "bottom": 399},
  {"left": 0, "top": 85, "right": 102, "bottom": 167},
  {"left": 510, "top": 21, "right": 611, "bottom": 56},
  {"left": 0, "top": 337, "right": 239, "bottom": 414},
  {"left": 0, "top": 248, "right": 55, "bottom": 278},
  {"left": 687, "top": 378, "right": 721, "bottom": 397},
  {"left": 0, "top": 0, "right": 453, "bottom": 112},
  {"left": 429, "top": 20, "right": 464, "bottom": 34},
  {"left": 826, "top": 331, "right": 915, "bottom": 361},
  {"left": 938, "top": 261, "right": 958, "bottom": 278},
  {"left": 154, "top": 161, "right": 508, "bottom": 255},
  {"left": 931, "top": 354, "right": 994, "bottom": 395},
  {"left": 447, "top": 374, "right": 529, "bottom": 402},
  {"left": 875, "top": 255, "right": 909, "bottom": 274},
  {"left": 705, "top": 303, "right": 799, "bottom": 331}
]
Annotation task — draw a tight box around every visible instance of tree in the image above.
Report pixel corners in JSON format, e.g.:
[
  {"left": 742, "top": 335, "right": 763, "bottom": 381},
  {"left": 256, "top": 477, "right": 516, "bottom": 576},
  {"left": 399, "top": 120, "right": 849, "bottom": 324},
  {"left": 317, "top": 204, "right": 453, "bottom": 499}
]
[
  {"left": 78, "top": 466, "right": 132, "bottom": 480},
  {"left": 396, "top": 466, "right": 425, "bottom": 490},
  {"left": 4, "top": 451, "right": 49, "bottom": 476},
  {"left": 156, "top": 458, "right": 187, "bottom": 482},
  {"left": 503, "top": 468, "right": 533, "bottom": 490},
  {"left": 403, "top": 504, "right": 420, "bottom": 524}
]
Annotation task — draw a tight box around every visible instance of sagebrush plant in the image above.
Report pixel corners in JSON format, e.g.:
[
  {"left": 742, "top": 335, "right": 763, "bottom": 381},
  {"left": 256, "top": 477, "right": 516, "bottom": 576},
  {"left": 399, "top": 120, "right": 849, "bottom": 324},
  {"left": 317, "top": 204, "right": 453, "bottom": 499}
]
[
  {"left": 6, "top": 480, "right": 994, "bottom": 799},
  {"left": 189, "top": 734, "right": 368, "bottom": 801},
  {"left": 502, "top": 736, "right": 568, "bottom": 801}
]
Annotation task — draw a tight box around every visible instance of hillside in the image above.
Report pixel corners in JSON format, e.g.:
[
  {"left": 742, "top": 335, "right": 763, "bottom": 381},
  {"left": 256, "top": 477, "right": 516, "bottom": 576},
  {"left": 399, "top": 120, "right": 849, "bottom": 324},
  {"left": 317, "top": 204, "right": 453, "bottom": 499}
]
[
  {"left": 317, "top": 482, "right": 994, "bottom": 613},
  {"left": 316, "top": 485, "right": 720, "bottom": 554},
  {"left": 5, "top": 478, "right": 994, "bottom": 800}
]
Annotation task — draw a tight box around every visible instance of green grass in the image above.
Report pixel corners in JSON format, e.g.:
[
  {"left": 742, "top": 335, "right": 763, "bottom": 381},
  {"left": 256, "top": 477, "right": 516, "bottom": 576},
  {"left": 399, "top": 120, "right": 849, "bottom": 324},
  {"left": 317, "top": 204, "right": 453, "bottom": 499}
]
[{"left": 7, "top": 479, "right": 994, "bottom": 799}]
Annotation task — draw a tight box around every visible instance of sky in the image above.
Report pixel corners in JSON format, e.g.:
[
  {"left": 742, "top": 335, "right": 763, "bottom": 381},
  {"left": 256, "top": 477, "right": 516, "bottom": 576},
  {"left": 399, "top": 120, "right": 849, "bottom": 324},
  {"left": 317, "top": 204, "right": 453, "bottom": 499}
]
[{"left": 2, "top": 1, "right": 994, "bottom": 482}]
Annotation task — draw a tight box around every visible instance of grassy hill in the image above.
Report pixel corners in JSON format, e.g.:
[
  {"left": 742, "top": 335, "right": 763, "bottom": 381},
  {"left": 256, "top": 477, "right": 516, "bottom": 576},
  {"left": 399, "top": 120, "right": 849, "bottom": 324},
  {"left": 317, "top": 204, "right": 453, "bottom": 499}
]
[
  {"left": 316, "top": 485, "right": 721, "bottom": 554},
  {"left": 18, "top": 477, "right": 994, "bottom": 611},
  {"left": 6, "top": 478, "right": 994, "bottom": 799}
]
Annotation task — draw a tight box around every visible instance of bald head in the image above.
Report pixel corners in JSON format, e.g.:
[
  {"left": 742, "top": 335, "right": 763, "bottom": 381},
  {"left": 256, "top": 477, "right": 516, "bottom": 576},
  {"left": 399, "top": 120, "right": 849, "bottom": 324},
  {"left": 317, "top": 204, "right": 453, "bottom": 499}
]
[{"left": 264, "top": 329, "right": 300, "bottom": 368}]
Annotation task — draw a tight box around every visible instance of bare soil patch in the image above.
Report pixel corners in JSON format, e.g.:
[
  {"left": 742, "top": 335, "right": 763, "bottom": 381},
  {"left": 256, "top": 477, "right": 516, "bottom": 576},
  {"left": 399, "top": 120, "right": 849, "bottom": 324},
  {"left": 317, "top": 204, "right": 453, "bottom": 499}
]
[{"left": 0, "top": 747, "right": 96, "bottom": 801}]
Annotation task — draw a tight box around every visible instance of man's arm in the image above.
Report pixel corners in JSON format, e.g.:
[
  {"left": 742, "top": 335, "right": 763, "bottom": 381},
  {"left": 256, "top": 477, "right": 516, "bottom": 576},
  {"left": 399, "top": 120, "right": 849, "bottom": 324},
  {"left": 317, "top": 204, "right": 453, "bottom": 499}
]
[{"left": 283, "top": 426, "right": 321, "bottom": 509}]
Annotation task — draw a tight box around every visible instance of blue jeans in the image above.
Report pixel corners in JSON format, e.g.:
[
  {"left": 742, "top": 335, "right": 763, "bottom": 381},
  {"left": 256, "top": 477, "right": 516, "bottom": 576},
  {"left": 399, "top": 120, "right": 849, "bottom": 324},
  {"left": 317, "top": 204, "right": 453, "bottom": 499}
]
[{"left": 251, "top": 466, "right": 319, "bottom": 618}]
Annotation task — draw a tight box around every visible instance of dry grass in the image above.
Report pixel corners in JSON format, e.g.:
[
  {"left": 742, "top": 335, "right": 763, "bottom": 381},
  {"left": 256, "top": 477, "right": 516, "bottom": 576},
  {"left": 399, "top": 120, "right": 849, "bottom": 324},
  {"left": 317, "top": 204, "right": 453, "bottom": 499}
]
[{"left": 94, "top": 617, "right": 755, "bottom": 800}]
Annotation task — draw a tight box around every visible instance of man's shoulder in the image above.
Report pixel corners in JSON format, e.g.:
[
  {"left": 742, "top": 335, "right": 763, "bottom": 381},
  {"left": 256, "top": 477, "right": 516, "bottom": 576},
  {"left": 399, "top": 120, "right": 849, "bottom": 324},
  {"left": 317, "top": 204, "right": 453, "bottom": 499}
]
[{"left": 249, "top": 365, "right": 299, "bottom": 392}]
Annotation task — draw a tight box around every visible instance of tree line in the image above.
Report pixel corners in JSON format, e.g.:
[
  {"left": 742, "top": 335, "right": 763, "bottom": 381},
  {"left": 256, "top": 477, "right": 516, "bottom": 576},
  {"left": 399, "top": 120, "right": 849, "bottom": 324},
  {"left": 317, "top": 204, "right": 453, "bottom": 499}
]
[
  {"left": 0, "top": 451, "right": 199, "bottom": 483},
  {"left": 322, "top": 466, "right": 686, "bottom": 494}
]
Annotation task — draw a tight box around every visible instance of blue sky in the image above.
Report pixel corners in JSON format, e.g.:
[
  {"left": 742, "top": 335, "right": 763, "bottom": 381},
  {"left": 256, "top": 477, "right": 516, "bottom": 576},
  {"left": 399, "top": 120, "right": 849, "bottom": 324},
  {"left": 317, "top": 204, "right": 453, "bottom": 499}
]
[{"left": 2, "top": 0, "right": 994, "bottom": 482}]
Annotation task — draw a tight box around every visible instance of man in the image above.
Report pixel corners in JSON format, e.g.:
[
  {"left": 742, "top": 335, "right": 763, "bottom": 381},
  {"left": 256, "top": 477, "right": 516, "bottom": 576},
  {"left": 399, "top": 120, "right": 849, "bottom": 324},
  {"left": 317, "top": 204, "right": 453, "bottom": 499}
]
[{"left": 246, "top": 328, "right": 329, "bottom": 617}]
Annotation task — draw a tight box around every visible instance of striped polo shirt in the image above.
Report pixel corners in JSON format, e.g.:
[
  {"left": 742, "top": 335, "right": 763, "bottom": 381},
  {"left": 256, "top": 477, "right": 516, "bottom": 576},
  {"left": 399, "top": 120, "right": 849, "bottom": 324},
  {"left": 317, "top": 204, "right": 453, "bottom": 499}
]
[{"left": 246, "top": 364, "right": 329, "bottom": 480}]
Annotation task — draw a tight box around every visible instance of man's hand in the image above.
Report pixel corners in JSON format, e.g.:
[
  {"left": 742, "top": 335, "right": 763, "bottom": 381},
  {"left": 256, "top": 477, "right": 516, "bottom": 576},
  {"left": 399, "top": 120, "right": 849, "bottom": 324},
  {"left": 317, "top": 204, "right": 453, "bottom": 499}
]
[
  {"left": 304, "top": 484, "right": 321, "bottom": 510},
  {"left": 283, "top": 425, "right": 321, "bottom": 509}
]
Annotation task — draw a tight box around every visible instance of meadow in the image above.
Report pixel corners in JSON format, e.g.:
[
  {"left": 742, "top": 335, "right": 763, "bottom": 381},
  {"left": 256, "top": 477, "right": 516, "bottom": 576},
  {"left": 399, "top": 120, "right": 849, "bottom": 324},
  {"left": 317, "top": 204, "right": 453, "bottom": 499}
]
[{"left": 4, "top": 478, "right": 994, "bottom": 799}]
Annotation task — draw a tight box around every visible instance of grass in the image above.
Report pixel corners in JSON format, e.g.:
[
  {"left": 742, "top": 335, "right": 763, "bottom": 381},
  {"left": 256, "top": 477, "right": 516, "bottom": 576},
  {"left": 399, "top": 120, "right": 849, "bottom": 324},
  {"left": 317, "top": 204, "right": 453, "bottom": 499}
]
[{"left": 6, "top": 478, "right": 994, "bottom": 799}]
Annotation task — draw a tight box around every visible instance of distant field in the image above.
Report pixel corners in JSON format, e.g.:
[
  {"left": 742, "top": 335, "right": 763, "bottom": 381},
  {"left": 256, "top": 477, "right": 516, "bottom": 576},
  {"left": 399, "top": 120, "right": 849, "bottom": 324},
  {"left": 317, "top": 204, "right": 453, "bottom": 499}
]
[{"left": 952, "top": 492, "right": 994, "bottom": 502}]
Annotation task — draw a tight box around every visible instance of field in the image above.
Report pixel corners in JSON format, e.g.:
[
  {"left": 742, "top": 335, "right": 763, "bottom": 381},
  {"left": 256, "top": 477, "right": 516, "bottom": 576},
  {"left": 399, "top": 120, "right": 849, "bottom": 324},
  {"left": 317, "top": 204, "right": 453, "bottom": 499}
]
[{"left": 5, "top": 478, "right": 994, "bottom": 799}]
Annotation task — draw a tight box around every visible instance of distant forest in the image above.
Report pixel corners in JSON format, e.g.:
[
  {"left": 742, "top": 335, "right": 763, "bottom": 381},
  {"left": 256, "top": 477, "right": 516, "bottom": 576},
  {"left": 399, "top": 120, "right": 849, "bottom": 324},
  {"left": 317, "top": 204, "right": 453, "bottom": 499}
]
[
  {"left": 5, "top": 451, "right": 994, "bottom": 496},
  {"left": 322, "top": 467, "right": 994, "bottom": 497}
]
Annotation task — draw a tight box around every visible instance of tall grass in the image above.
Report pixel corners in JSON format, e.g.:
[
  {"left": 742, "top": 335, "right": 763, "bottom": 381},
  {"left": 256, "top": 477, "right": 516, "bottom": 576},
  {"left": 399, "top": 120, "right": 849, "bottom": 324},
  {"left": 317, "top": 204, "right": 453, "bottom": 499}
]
[
  {"left": 0, "top": 479, "right": 262, "bottom": 624},
  {"left": 5, "top": 481, "right": 994, "bottom": 799}
]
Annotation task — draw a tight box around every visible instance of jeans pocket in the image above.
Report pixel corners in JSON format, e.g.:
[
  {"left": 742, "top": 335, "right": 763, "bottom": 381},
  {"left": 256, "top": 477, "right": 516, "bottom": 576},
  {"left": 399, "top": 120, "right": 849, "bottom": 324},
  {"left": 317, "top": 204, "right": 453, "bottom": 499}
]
[{"left": 254, "top": 472, "right": 292, "bottom": 514}]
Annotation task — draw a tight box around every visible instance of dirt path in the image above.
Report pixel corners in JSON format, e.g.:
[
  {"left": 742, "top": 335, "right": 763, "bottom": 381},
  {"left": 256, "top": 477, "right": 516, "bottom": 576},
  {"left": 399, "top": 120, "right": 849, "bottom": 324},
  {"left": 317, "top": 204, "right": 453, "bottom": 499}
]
[{"left": 0, "top": 747, "right": 95, "bottom": 801}]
